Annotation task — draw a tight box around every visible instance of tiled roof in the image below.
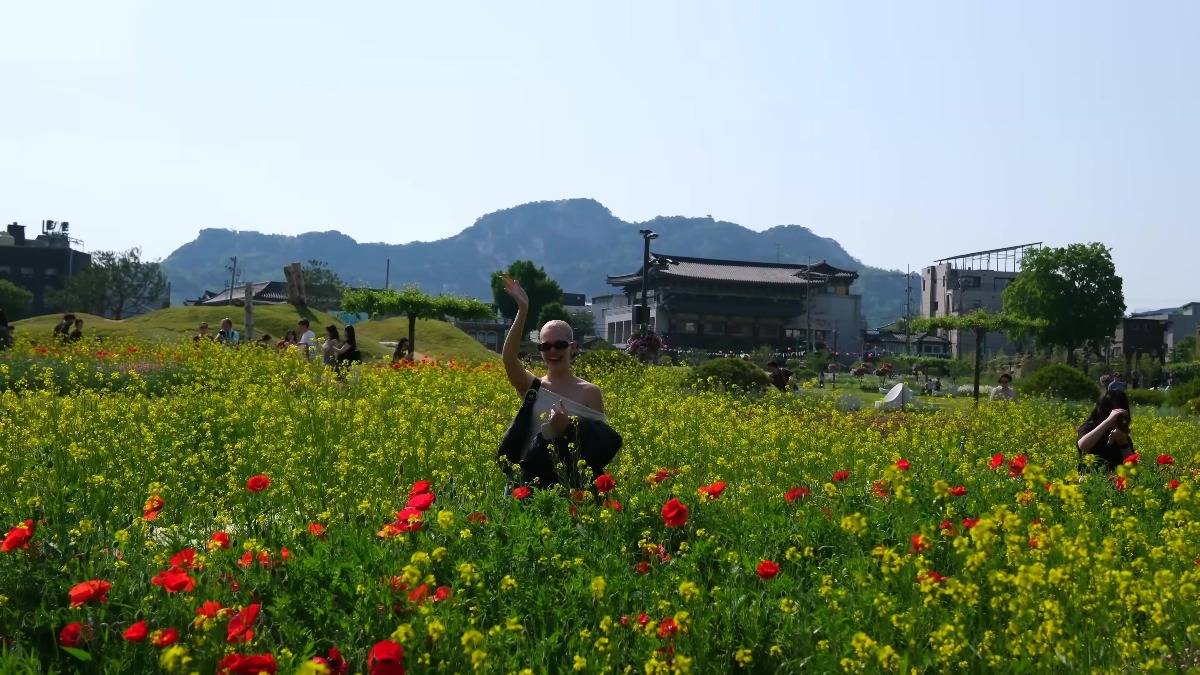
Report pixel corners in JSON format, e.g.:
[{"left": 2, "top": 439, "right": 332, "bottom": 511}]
[
  {"left": 609, "top": 254, "right": 858, "bottom": 287},
  {"left": 199, "top": 281, "right": 289, "bottom": 305}
]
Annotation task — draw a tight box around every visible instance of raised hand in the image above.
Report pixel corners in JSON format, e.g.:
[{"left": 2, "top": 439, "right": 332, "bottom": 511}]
[{"left": 502, "top": 275, "right": 529, "bottom": 310}]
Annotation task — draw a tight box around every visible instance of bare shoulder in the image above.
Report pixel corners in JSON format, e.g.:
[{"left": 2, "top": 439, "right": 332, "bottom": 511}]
[{"left": 576, "top": 379, "right": 605, "bottom": 411}]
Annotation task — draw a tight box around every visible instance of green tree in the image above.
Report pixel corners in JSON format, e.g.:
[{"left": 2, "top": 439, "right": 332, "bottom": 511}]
[
  {"left": 1002, "top": 243, "right": 1125, "bottom": 366},
  {"left": 537, "top": 302, "right": 572, "bottom": 329},
  {"left": 342, "top": 286, "right": 492, "bottom": 360},
  {"left": 566, "top": 308, "right": 595, "bottom": 337},
  {"left": 490, "top": 261, "right": 562, "bottom": 326},
  {"left": 51, "top": 248, "right": 169, "bottom": 320},
  {"left": 301, "top": 259, "right": 347, "bottom": 310},
  {"left": 913, "top": 311, "right": 1045, "bottom": 404},
  {"left": 1171, "top": 336, "right": 1196, "bottom": 363},
  {"left": 0, "top": 279, "right": 34, "bottom": 320}
]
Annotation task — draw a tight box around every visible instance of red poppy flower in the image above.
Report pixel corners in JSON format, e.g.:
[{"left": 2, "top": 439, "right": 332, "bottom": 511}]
[
  {"left": 405, "top": 492, "right": 436, "bottom": 512},
  {"left": 895, "top": 458, "right": 911, "bottom": 471},
  {"left": 2, "top": 519, "right": 35, "bottom": 552},
  {"left": 594, "top": 474, "right": 616, "bottom": 494},
  {"left": 1123, "top": 453, "right": 1140, "bottom": 466},
  {"left": 279, "top": 547, "right": 290, "bottom": 563},
  {"left": 603, "top": 498, "right": 623, "bottom": 512},
  {"left": 921, "top": 570, "right": 947, "bottom": 584},
  {"left": 308, "top": 523, "right": 327, "bottom": 538},
  {"left": 949, "top": 485, "right": 967, "bottom": 497},
  {"left": 123, "top": 620, "right": 148, "bottom": 642},
  {"left": 939, "top": 519, "right": 956, "bottom": 536},
  {"left": 1028, "top": 538, "right": 1041, "bottom": 550},
  {"left": 407, "top": 583, "right": 430, "bottom": 604},
  {"left": 909, "top": 534, "right": 928, "bottom": 554},
  {"left": 433, "top": 585, "right": 453, "bottom": 603},
  {"left": 151, "top": 567, "right": 195, "bottom": 594},
  {"left": 634, "top": 561, "right": 651, "bottom": 575},
  {"left": 238, "top": 551, "right": 254, "bottom": 569},
  {"left": 1157, "top": 454, "right": 1174, "bottom": 466},
  {"left": 257, "top": 550, "right": 272, "bottom": 568},
  {"left": 311, "top": 647, "right": 349, "bottom": 675},
  {"left": 988, "top": 453, "right": 1004, "bottom": 470},
  {"left": 367, "top": 639, "right": 406, "bottom": 675},
  {"left": 1168, "top": 479, "right": 1181, "bottom": 490},
  {"left": 170, "top": 547, "right": 196, "bottom": 569},
  {"left": 697, "top": 481, "right": 726, "bottom": 499},
  {"left": 143, "top": 495, "right": 165, "bottom": 521},
  {"left": 210, "top": 531, "right": 231, "bottom": 550},
  {"left": 245, "top": 474, "right": 271, "bottom": 492},
  {"left": 151, "top": 627, "right": 179, "bottom": 648},
  {"left": 226, "top": 603, "right": 260, "bottom": 644},
  {"left": 68, "top": 579, "right": 111, "bottom": 607},
  {"left": 379, "top": 507, "right": 425, "bottom": 537},
  {"left": 649, "top": 468, "right": 674, "bottom": 485},
  {"left": 832, "top": 470, "right": 850, "bottom": 483},
  {"left": 871, "top": 481, "right": 890, "bottom": 500},
  {"left": 512, "top": 486, "right": 532, "bottom": 501},
  {"left": 657, "top": 616, "right": 678, "bottom": 639},
  {"left": 1008, "top": 455, "right": 1028, "bottom": 478},
  {"left": 657, "top": 544, "right": 672, "bottom": 563},
  {"left": 409, "top": 480, "right": 431, "bottom": 498},
  {"left": 467, "top": 511, "right": 488, "bottom": 524},
  {"left": 59, "top": 622, "right": 83, "bottom": 647},
  {"left": 217, "top": 652, "right": 278, "bottom": 674},
  {"left": 961, "top": 517, "right": 979, "bottom": 529},
  {"left": 785, "top": 486, "right": 810, "bottom": 503},
  {"left": 660, "top": 498, "right": 690, "bottom": 528},
  {"left": 196, "top": 600, "right": 224, "bottom": 618},
  {"left": 756, "top": 560, "right": 780, "bottom": 580},
  {"left": 1114, "top": 476, "right": 1127, "bottom": 492}
]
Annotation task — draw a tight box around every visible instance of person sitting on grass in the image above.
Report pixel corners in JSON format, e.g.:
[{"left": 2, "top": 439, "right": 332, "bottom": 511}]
[
  {"left": 496, "top": 275, "right": 621, "bottom": 491},
  {"left": 321, "top": 325, "right": 342, "bottom": 367},
  {"left": 276, "top": 330, "right": 298, "bottom": 351},
  {"left": 1076, "top": 389, "right": 1134, "bottom": 472},
  {"left": 53, "top": 313, "right": 75, "bottom": 341},
  {"left": 217, "top": 318, "right": 240, "bottom": 346},
  {"left": 68, "top": 318, "right": 84, "bottom": 342},
  {"left": 990, "top": 373, "right": 1017, "bottom": 401},
  {"left": 766, "top": 361, "right": 793, "bottom": 392},
  {"left": 336, "top": 324, "right": 362, "bottom": 368},
  {"left": 194, "top": 321, "right": 213, "bottom": 343},
  {"left": 391, "top": 337, "right": 411, "bottom": 364}
]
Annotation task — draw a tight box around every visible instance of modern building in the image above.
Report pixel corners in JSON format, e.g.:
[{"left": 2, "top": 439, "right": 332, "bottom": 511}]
[
  {"left": 0, "top": 221, "right": 91, "bottom": 315},
  {"left": 1110, "top": 317, "right": 1168, "bottom": 366},
  {"left": 920, "top": 243, "right": 1040, "bottom": 358},
  {"left": 1129, "top": 302, "right": 1200, "bottom": 359},
  {"left": 604, "top": 253, "right": 867, "bottom": 353}
]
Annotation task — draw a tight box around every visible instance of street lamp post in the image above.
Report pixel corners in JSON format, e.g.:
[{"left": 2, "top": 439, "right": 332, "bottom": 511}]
[{"left": 638, "top": 229, "right": 658, "bottom": 333}]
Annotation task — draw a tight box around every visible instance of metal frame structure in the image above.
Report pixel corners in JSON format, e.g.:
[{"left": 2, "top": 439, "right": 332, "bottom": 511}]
[{"left": 933, "top": 242, "right": 1042, "bottom": 273}]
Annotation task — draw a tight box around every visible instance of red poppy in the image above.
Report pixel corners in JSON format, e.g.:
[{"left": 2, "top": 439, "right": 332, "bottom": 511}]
[
  {"left": 832, "top": 470, "right": 850, "bottom": 483},
  {"left": 59, "top": 622, "right": 83, "bottom": 647},
  {"left": 405, "top": 492, "right": 436, "bottom": 512},
  {"left": 433, "top": 585, "right": 453, "bottom": 603},
  {"left": 226, "top": 603, "right": 261, "bottom": 644},
  {"left": 871, "top": 481, "right": 890, "bottom": 500},
  {"left": 311, "top": 647, "right": 348, "bottom": 675},
  {"left": 988, "top": 453, "right": 1004, "bottom": 470},
  {"left": 409, "top": 480, "right": 432, "bottom": 498},
  {"left": 2, "top": 519, "right": 35, "bottom": 552},
  {"left": 217, "top": 652, "right": 278, "bottom": 674},
  {"left": 1168, "top": 479, "right": 1181, "bottom": 490},
  {"left": 151, "top": 627, "right": 179, "bottom": 648},
  {"left": 1028, "top": 538, "right": 1041, "bottom": 550},
  {"left": 196, "top": 600, "right": 224, "bottom": 618},
  {"left": 1123, "top": 453, "right": 1140, "bottom": 466},
  {"left": 939, "top": 519, "right": 956, "bottom": 536},
  {"left": 151, "top": 567, "right": 195, "bottom": 594},
  {"left": 367, "top": 639, "right": 406, "bottom": 675},
  {"left": 279, "top": 547, "right": 290, "bottom": 563},
  {"left": 379, "top": 507, "right": 425, "bottom": 537},
  {"left": 949, "top": 485, "right": 967, "bottom": 497},
  {"left": 660, "top": 498, "right": 689, "bottom": 528},
  {"left": 170, "top": 547, "right": 197, "bottom": 569},
  {"left": 756, "top": 560, "right": 780, "bottom": 580},
  {"left": 594, "top": 474, "right": 616, "bottom": 494},
  {"left": 122, "top": 620, "right": 148, "bottom": 642},
  {"left": 657, "top": 544, "right": 672, "bottom": 563},
  {"left": 1157, "top": 454, "right": 1174, "bottom": 466},
  {"left": 238, "top": 551, "right": 254, "bottom": 569},
  {"left": 635, "top": 561, "right": 651, "bottom": 575},
  {"left": 649, "top": 468, "right": 673, "bottom": 485},
  {"left": 895, "top": 458, "right": 911, "bottom": 471},
  {"left": 308, "top": 523, "right": 327, "bottom": 538},
  {"left": 512, "top": 486, "right": 532, "bottom": 501},
  {"left": 1008, "top": 455, "right": 1028, "bottom": 478},
  {"left": 961, "top": 517, "right": 979, "bottom": 529},
  {"left": 603, "top": 498, "right": 623, "bottom": 512},
  {"left": 697, "top": 481, "right": 726, "bottom": 499},
  {"left": 657, "top": 616, "right": 678, "bottom": 639},
  {"left": 257, "top": 550, "right": 272, "bottom": 568},
  {"left": 407, "top": 583, "right": 430, "bottom": 604},
  {"left": 210, "top": 531, "right": 231, "bottom": 550},
  {"left": 143, "top": 495, "right": 165, "bottom": 521},
  {"left": 68, "top": 579, "right": 111, "bottom": 607},
  {"left": 467, "top": 512, "right": 488, "bottom": 524},
  {"left": 921, "top": 570, "right": 947, "bottom": 584},
  {"left": 785, "top": 486, "right": 810, "bottom": 503},
  {"left": 909, "top": 534, "right": 928, "bottom": 554},
  {"left": 1114, "top": 476, "right": 1127, "bottom": 492},
  {"left": 246, "top": 474, "right": 271, "bottom": 492}
]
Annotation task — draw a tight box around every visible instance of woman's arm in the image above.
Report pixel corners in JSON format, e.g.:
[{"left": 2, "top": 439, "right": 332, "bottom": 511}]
[
  {"left": 1077, "top": 409, "right": 1125, "bottom": 452},
  {"left": 501, "top": 277, "right": 535, "bottom": 396}
]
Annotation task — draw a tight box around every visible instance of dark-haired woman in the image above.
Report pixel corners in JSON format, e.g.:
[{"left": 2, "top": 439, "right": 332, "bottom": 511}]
[
  {"left": 336, "top": 325, "right": 362, "bottom": 368},
  {"left": 1076, "top": 389, "right": 1134, "bottom": 472},
  {"left": 321, "top": 325, "right": 342, "bottom": 367},
  {"left": 392, "top": 337, "right": 410, "bottom": 364}
]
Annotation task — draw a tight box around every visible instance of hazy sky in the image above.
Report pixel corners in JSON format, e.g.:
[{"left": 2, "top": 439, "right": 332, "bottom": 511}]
[{"left": 3, "top": 1, "right": 1196, "bottom": 309}]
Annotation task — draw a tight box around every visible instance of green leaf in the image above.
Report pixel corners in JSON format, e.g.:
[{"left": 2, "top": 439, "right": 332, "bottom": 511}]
[{"left": 62, "top": 646, "right": 91, "bottom": 662}]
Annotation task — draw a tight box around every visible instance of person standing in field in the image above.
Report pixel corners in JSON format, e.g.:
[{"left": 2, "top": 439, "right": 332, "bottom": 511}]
[
  {"left": 1076, "top": 389, "right": 1134, "bottom": 472},
  {"left": 321, "top": 325, "right": 342, "bottom": 367},
  {"left": 336, "top": 324, "right": 362, "bottom": 368},
  {"left": 297, "top": 319, "right": 317, "bottom": 359},
  {"left": 990, "top": 373, "right": 1017, "bottom": 401},
  {"left": 68, "top": 318, "right": 84, "bottom": 342},
  {"left": 497, "top": 275, "right": 619, "bottom": 490},
  {"left": 766, "top": 361, "right": 793, "bottom": 392}
]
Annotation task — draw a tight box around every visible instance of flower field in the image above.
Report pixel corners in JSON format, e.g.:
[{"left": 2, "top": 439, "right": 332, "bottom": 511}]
[{"left": 2, "top": 341, "right": 1200, "bottom": 673}]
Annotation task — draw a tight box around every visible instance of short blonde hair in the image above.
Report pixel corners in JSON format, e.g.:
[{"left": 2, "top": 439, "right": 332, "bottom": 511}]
[{"left": 539, "top": 319, "right": 574, "bottom": 341}]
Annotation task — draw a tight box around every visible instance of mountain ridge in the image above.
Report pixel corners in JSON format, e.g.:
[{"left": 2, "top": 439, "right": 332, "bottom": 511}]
[{"left": 161, "top": 198, "right": 913, "bottom": 327}]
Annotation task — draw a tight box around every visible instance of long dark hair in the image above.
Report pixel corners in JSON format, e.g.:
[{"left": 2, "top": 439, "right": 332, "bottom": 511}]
[
  {"left": 1085, "top": 389, "right": 1132, "bottom": 432},
  {"left": 325, "top": 325, "right": 341, "bottom": 342},
  {"left": 344, "top": 325, "right": 357, "bottom": 349},
  {"left": 0, "top": 309, "right": 8, "bottom": 326}
]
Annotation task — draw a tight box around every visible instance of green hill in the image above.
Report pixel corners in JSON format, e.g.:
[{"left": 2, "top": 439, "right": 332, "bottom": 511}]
[{"left": 13, "top": 306, "right": 498, "bottom": 364}]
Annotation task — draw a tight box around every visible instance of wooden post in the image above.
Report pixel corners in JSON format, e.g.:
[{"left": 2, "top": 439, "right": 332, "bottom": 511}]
[{"left": 244, "top": 283, "right": 254, "bottom": 342}]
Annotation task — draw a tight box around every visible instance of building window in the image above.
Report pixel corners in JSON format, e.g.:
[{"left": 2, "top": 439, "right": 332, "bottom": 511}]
[
  {"left": 785, "top": 328, "right": 806, "bottom": 340},
  {"left": 728, "top": 322, "right": 752, "bottom": 337},
  {"left": 959, "top": 276, "right": 981, "bottom": 288},
  {"left": 607, "top": 322, "right": 616, "bottom": 342},
  {"left": 0, "top": 265, "right": 10, "bottom": 275},
  {"left": 20, "top": 267, "right": 35, "bottom": 277},
  {"left": 993, "top": 277, "right": 1012, "bottom": 291},
  {"left": 835, "top": 285, "right": 848, "bottom": 296},
  {"left": 622, "top": 321, "right": 632, "bottom": 342},
  {"left": 931, "top": 301, "right": 938, "bottom": 312},
  {"left": 703, "top": 320, "right": 725, "bottom": 335},
  {"left": 44, "top": 267, "right": 58, "bottom": 277}
]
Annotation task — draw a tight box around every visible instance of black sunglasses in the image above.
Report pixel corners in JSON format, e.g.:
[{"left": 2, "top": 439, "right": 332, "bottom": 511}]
[{"left": 538, "top": 340, "right": 571, "bottom": 352}]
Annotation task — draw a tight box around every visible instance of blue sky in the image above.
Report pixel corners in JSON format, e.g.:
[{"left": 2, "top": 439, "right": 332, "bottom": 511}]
[{"left": 2, "top": 1, "right": 1196, "bottom": 309}]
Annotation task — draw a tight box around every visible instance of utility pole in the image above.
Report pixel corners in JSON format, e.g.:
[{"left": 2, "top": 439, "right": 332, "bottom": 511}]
[
  {"left": 226, "top": 256, "right": 238, "bottom": 300},
  {"left": 905, "top": 265, "right": 912, "bottom": 355},
  {"left": 385, "top": 258, "right": 391, "bottom": 289},
  {"left": 804, "top": 260, "right": 813, "bottom": 354},
  {"left": 637, "top": 230, "right": 659, "bottom": 334}
]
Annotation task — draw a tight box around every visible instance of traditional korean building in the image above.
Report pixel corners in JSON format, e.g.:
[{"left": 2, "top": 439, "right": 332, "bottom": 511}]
[{"left": 604, "top": 253, "right": 866, "bottom": 353}]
